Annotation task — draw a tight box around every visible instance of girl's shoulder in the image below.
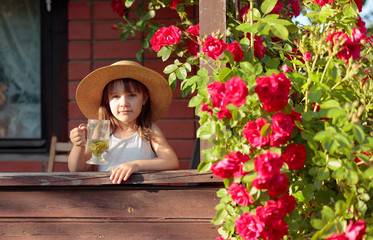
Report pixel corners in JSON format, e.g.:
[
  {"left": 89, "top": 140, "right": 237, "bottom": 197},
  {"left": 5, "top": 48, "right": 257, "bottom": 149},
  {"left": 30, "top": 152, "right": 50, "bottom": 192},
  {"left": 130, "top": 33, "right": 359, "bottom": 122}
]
[{"left": 150, "top": 123, "right": 166, "bottom": 139}]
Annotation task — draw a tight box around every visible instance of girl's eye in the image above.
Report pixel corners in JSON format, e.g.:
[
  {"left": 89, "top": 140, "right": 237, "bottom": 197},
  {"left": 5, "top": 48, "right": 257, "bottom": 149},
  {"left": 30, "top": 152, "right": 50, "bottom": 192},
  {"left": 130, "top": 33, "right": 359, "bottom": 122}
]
[
  {"left": 110, "top": 94, "right": 120, "bottom": 99},
  {"left": 129, "top": 93, "right": 137, "bottom": 98}
]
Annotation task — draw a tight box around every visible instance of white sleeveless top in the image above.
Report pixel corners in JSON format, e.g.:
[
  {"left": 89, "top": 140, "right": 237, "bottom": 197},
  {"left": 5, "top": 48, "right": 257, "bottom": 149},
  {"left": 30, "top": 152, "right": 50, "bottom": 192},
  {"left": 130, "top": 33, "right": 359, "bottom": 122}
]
[{"left": 98, "top": 132, "right": 156, "bottom": 172}]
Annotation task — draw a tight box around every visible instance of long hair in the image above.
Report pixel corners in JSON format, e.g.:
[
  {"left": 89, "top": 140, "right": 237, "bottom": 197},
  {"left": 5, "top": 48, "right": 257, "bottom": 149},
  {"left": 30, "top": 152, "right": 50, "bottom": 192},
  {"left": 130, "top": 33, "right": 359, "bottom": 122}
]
[{"left": 99, "top": 78, "right": 153, "bottom": 141}]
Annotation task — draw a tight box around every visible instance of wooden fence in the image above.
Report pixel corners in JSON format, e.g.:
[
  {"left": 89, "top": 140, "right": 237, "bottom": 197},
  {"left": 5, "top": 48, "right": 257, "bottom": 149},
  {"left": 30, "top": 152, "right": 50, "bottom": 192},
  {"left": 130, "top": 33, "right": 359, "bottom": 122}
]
[{"left": 0, "top": 170, "right": 222, "bottom": 239}]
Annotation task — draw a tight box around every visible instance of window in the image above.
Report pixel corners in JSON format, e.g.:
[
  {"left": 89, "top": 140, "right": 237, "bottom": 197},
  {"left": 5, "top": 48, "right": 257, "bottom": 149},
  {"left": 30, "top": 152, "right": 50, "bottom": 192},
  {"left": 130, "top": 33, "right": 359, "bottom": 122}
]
[{"left": 0, "top": 0, "right": 67, "bottom": 153}]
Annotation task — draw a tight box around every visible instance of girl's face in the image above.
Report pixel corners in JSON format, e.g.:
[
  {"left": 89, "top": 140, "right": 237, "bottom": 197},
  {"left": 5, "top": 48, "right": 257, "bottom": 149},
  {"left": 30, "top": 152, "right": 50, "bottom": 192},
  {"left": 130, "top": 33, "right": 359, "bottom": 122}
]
[{"left": 107, "top": 80, "right": 148, "bottom": 126}]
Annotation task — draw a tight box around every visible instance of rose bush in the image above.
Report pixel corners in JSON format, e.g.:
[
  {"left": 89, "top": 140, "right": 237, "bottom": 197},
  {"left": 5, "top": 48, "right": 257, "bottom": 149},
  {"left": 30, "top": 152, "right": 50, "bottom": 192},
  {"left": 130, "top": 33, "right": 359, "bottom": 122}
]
[{"left": 113, "top": 0, "right": 373, "bottom": 239}]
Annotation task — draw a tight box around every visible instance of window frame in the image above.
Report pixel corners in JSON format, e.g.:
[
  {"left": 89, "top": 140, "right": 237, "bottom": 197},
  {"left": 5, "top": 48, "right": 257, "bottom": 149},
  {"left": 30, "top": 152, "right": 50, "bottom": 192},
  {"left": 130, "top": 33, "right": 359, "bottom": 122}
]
[{"left": 0, "top": 0, "right": 68, "bottom": 153}]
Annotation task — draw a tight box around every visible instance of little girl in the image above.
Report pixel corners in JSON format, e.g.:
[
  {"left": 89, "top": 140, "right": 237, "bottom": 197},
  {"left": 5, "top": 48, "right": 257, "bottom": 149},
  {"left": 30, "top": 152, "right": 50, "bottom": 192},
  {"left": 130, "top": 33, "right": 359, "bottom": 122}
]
[{"left": 68, "top": 60, "right": 179, "bottom": 184}]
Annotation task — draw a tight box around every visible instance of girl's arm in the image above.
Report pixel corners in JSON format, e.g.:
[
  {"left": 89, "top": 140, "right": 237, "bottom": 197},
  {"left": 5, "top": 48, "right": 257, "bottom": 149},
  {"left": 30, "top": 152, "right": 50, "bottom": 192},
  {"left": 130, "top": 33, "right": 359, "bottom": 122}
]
[
  {"left": 110, "top": 124, "right": 179, "bottom": 184},
  {"left": 68, "top": 126, "right": 93, "bottom": 172}
]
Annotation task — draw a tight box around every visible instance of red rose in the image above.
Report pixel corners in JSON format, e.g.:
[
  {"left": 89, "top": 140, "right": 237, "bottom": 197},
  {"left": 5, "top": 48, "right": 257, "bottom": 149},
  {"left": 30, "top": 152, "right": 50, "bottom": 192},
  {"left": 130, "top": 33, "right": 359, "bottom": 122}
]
[
  {"left": 224, "top": 77, "right": 248, "bottom": 107},
  {"left": 202, "top": 36, "right": 226, "bottom": 60},
  {"left": 314, "top": 0, "right": 334, "bottom": 7},
  {"left": 240, "top": 6, "right": 250, "bottom": 21},
  {"left": 304, "top": 51, "right": 312, "bottom": 62},
  {"left": 211, "top": 159, "right": 239, "bottom": 178},
  {"left": 267, "top": 173, "right": 289, "bottom": 198},
  {"left": 111, "top": 0, "right": 125, "bottom": 17},
  {"left": 254, "top": 150, "right": 283, "bottom": 175},
  {"left": 278, "top": 194, "right": 297, "bottom": 214},
  {"left": 228, "top": 182, "right": 254, "bottom": 206},
  {"left": 187, "top": 23, "right": 199, "bottom": 37},
  {"left": 151, "top": 25, "right": 181, "bottom": 52},
  {"left": 256, "top": 200, "right": 287, "bottom": 224},
  {"left": 254, "top": 35, "right": 266, "bottom": 58},
  {"left": 345, "top": 220, "right": 366, "bottom": 240},
  {"left": 353, "top": 0, "right": 363, "bottom": 12},
  {"left": 261, "top": 219, "right": 288, "bottom": 240},
  {"left": 207, "top": 81, "right": 226, "bottom": 108},
  {"left": 270, "top": 112, "right": 294, "bottom": 147},
  {"left": 216, "top": 107, "right": 232, "bottom": 119},
  {"left": 226, "top": 41, "right": 245, "bottom": 62},
  {"left": 169, "top": 0, "right": 180, "bottom": 9},
  {"left": 243, "top": 118, "right": 270, "bottom": 148},
  {"left": 281, "top": 143, "right": 307, "bottom": 170},
  {"left": 235, "top": 212, "right": 265, "bottom": 240},
  {"left": 282, "top": 64, "right": 292, "bottom": 73},
  {"left": 186, "top": 41, "right": 200, "bottom": 57},
  {"left": 253, "top": 174, "right": 279, "bottom": 190},
  {"left": 255, "top": 72, "right": 291, "bottom": 112},
  {"left": 270, "top": 1, "right": 283, "bottom": 14},
  {"left": 326, "top": 31, "right": 361, "bottom": 63},
  {"left": 200, "top": 103, "right": 213, "bottom": 115},
  {"left": 287, "top": 0, "right": 301, "bottom": 18}
]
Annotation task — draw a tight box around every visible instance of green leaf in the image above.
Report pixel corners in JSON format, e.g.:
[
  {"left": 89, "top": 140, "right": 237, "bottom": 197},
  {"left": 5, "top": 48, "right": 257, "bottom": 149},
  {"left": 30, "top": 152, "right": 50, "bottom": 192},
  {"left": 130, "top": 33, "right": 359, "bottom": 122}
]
[
  {"left": 261, "top": 0, "right": 278, "bottom": 14},
  {"left": 327, "top": 159, "right": 342, "bottom": 170},
  {"left": 343, "top": 3, "right": 358, "bottom": 18},
  {"left": 197, "top": 160, "right": 212, "bottom": 173},
  {"left": 313, "top": 130, "right": 333, "bottom": 141},
  {"left": 164, "top": 64, "right": 178, "bottom": 74},
  {"left": 321, "top": 206, "right": 335, "bottom": 222},
  {"left": 125, "top": 0, "right": 135, "bottom": 8},
  {"left": 176, "top": 67, "right": 187, "bottom": 80},
  {"left": 261, "top": 14, "right": 279, "bottom": 23},
  {"left": 219, "top": 67, "right": 232, "bottom": 81},
  {"left": 311, "top": 219, "right": 325, "bottom": 230},
  {"left": 321, "top": 100, "right": 340, "bottom": 109},
  {"left": 188, "top": 95, "right": 203, "bottom": 107},
  {"left": 363, "top": 168, "right": 373, "bottom": 179},
  {"left": 198, "top": 68, "right": 209, "bottom": 77},
  {"left": 212, "top": 209, "right": 228, "bottom": 225},
  {"left": 270, "top": 23, "right": 288, "bottom": 40},
  {"left": 353, "top": 124, "right": 365, "bottom": 143}
]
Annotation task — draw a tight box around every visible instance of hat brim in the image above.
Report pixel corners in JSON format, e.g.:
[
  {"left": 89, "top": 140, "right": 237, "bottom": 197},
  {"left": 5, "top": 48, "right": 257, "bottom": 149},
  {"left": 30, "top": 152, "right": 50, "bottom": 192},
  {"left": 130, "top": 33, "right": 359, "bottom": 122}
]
[{"left": 76, "top": 61, "right": 172, "bottom": 122}]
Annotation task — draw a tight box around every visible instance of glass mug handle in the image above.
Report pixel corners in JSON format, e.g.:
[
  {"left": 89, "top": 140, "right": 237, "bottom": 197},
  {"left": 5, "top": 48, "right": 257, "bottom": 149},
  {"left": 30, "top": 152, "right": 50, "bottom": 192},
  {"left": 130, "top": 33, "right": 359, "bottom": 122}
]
[{"left": 78, "top": 123, "right": 88, "bottom": 146}]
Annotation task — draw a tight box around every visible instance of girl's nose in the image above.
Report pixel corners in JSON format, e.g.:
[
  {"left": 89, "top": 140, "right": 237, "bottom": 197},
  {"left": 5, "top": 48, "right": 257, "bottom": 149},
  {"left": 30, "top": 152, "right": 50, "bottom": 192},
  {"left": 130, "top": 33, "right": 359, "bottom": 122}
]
[{"left": 119, "top": 95, "right": 129, "bottom": 107}]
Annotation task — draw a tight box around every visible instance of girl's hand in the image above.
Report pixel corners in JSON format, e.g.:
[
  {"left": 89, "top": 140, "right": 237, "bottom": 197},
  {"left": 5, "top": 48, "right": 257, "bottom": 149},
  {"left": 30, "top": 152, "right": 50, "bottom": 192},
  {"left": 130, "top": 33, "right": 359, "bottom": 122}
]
[
  {"left": 110, "top": 162, "right": 139, "bottom": 184},
  {"left": 69, "top": 126, "right": 86, "bottom": 147}
]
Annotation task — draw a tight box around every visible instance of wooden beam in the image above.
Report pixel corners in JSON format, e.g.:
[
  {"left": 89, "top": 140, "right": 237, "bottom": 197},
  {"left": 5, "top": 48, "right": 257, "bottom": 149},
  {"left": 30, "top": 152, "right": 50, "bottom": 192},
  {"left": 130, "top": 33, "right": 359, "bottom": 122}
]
[{"left": 199, "top": 0, "right": 227, "bottom": 160}]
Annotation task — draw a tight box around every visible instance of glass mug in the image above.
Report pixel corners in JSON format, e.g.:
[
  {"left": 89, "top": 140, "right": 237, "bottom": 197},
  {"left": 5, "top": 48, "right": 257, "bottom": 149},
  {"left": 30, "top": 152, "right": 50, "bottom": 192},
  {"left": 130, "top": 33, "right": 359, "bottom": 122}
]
[{"left": 79, "top": 119, "right": 110, "bottom": 165}]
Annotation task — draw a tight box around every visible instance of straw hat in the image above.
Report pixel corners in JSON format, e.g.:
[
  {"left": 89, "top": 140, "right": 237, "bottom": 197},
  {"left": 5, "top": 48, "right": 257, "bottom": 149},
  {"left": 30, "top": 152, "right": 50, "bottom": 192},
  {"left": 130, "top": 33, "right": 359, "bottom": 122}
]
[{"left": 76, "top": 60, "right": 172, "bottom": 122}]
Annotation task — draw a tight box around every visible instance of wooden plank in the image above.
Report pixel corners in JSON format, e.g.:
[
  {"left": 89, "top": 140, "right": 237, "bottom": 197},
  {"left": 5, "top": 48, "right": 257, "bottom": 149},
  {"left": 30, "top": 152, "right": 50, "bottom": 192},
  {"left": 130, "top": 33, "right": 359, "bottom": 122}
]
[
  {"left": 199, "top": 0, "right": 227, "bottom": 161},
  {"left": 0, "top": 221, "right": 219, "bottom": 239},
  {"left": 0, "top": 170, "right": 221, "bottom": 186},
  {"left": 0, "top": 189, "right": 219, "bottom": 219}
]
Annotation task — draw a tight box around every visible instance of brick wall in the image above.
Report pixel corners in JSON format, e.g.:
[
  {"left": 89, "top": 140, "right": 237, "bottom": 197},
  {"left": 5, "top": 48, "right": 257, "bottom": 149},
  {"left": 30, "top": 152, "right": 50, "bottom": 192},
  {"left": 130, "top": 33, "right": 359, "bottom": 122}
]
[{"left": 67, "top": 0, "right": 198, "bottom": 170}]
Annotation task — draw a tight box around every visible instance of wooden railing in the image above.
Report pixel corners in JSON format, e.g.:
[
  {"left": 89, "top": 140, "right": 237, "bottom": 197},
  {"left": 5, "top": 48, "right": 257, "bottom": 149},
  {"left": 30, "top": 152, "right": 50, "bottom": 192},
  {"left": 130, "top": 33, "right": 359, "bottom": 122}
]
[{"left": 0, "top": 170, "right": 223, "bottom": 240}]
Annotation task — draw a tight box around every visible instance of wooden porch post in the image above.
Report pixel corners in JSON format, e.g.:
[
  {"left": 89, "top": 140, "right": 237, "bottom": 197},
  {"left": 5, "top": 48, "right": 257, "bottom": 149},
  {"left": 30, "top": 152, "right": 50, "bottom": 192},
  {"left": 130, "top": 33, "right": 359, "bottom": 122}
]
[{"left": 199, "top": 0, "right": 226, "bottom": 161}]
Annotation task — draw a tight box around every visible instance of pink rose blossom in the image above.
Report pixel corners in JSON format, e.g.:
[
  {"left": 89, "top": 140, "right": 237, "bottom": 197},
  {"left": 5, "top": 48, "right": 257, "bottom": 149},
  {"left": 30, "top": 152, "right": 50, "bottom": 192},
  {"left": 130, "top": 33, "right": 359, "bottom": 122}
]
[
  {"left": 187, "top": 23, "right": 200, "bottom": 37},
  {"left": 281, "top": 143, "right": 307, "bottom": 170},
  {"left": 224, "top": 77, "right": 248, "bottom": 107},
  {"left": 325, "top": 234, "right": 349, "bottom": 240},
  {"left": 304, "top": 51, "right": 312, "bottom": 62},
  {"left": 228, "top": 182, "right": 254, "bottom": 206},
  {"left": 203, "top": 36, "right": 227, "bottom": 60},
  {"left": 345, "top": 220, "right": 366, "bottom": 240},
  {"left": 254, "top": 150, "right": 283, "bottom": 175},
  {"left": 240, "top": 6, "right": 250, "bottom": 21},
  {"left": 282, "top": 64, "right": 292, "bottom": 73},
  {"left": 151, "top": 25, "right": 181, "bottom": 52},
  {"left": 314, "top": 0, "right": 334, "bottom": 7},
  {"left": 287, "top": 0, "right": 301, "bottom": 18},
  {"left": 261, "top": 219, "right": 289, "bottom": 240},
  {"left": 278, "top": 194, "right": 297, "bottom": 214},
  {"left": 169, "top": 0, "right": 180, "bottom": 9},
  {"left": 211, "top": 159, "right": 239, "bottom": 178},
  {"left": 255, "top": 72, "right": 291, "bottom": 112},
  {"left": 243, "top": 118, "right": 270, "bottom": 148},
  {"left": 254, "top": 36, "right": 266, "bottom": 58},
  {"left": 226, "top": 41, "right": 245, "bottom": 62},
  {"left": 270, "top": 112, "right": 294, "bottom": 147},
  {"left": 111, "top": 0, "right": 125, "bottom": 17},
  {"left": 267, "top": 173, "right": 290, "bottom": 198},
  {"left": 235, "top": 212, "right": 265, "bottom": 240},
  {"left": 326, "top": 31, "right": 361, "bottom": 63},
  {"left": 186, "top": 41, "right": 199, "bottom": 57},
  {"left": 256, "top": 200, "right": 287, "bottom": 224}
]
